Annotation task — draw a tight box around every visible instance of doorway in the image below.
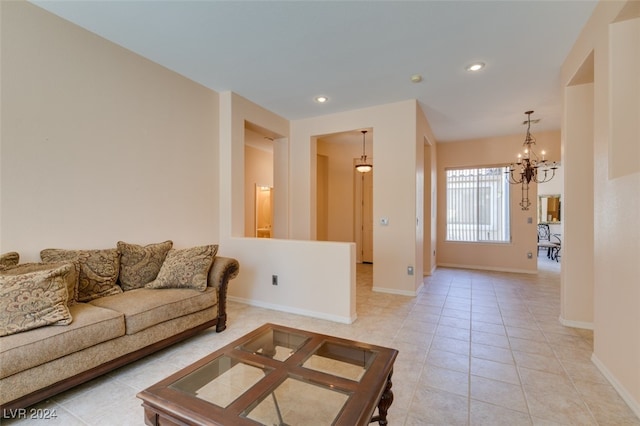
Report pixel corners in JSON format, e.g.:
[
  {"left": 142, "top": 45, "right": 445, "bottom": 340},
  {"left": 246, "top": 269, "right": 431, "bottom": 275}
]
[
  {"left": 315, "top": 129, "right": 373, "bottom": 264},
  {"left": 244, "top": 122, "right": 276, "bottom": 238},
  {"left": 355, "top": 165, "right": 373, "bottom": 263}
]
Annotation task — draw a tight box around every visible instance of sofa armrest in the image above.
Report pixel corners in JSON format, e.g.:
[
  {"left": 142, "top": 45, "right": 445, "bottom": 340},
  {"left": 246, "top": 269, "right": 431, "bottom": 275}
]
[
  {"left": 208, "top": 256, "right": 239, "bottom": 289},
  {"left": 207, "top": 256, "right": 239, "bottom": 332}
]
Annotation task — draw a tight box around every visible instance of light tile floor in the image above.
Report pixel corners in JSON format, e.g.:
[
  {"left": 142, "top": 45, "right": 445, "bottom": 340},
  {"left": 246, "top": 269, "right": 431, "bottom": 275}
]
[{"left": 4, "top": 259, "right": 639, "bottom": 425}]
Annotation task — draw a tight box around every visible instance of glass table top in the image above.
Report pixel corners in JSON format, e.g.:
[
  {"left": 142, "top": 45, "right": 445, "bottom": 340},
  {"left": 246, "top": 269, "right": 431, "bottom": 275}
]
[
  {"left": 237, "top": 328, "right": 309, "bottom": 362},
  {"left": 169, "top": 355, "right": 271, "bottom": 408},
  {"left": 242, "top": 375, "right": 351, "bottom": 425},
  {"left": 302, "top": 341, "right": 377, "bottom": 382}
]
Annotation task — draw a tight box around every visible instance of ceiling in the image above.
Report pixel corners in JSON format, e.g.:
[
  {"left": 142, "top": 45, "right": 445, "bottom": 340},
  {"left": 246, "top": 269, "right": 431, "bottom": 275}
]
[{"left": 31, "top": 0, "right": 597, "bottom": 142}]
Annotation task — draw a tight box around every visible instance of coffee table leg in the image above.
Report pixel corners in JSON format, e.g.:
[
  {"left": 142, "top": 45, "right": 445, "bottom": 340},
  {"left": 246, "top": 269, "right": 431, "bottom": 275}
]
[{"left": 371, "top": 369, "right": 394, "bottom": 425}]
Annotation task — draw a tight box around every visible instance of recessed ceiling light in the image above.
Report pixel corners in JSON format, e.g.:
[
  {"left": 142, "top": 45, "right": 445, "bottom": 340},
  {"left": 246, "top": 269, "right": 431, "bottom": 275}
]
[
  {"left": 466, "top": 62, "right": 485, "bottom": 72},
  {"left": 315, "top": 96, "right": 328, "bottom": 103},
  {"left": 410, "top": 74, "right": 423, "bottom": 83}
]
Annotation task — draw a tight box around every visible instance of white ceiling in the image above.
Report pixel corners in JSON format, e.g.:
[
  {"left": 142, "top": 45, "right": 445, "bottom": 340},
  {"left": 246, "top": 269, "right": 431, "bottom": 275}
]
[{"left": 31, "top": 0, "right": 597, "bottom": 142}]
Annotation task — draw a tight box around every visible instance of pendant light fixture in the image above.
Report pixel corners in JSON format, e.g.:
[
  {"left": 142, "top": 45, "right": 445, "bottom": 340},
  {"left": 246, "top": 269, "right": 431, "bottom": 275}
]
[
  {"left": 355, "top": 130, "right": 372, "bottom": 173},
  {"left": 505, "top": 111, "right": 558, "bottom": 210}
]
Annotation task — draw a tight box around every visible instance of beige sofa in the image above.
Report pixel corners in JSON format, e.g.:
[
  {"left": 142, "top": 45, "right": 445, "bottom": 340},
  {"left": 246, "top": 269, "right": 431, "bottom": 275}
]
[{"left": 0, "top": 244, "right": 239, "bottom": 412}]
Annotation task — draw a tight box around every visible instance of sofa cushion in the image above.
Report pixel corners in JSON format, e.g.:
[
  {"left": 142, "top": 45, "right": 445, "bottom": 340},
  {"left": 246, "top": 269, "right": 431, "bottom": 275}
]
[
  {"left": 0, "top": 264, "right": 73, "bottom": 337},
  {"left": 0, "top": 261, "right": 80, "bottom": 305},
  {"left": 117, "top": 240, "right": 173, "bottom": 291},
  {"left": 88, "top": 287, "right": 217, "bottom": 335},
  {"left": 146, "top": 245, "right": 218, "bottom": 292},
  {"left": 0, "top": 303, "right": 124, "bottom": 379},
  {"left": 41, "top": 248, "right": 122, "bottom": 302},
  {"left": 0, "top": 252, "right": 19, "bottom": 270}
]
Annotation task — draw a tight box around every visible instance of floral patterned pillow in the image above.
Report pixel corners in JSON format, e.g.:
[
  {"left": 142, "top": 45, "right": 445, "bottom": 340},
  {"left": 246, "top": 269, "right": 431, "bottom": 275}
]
[
  {"left": 117, "top": 240, "right": 173, "bottom": 291},
  {"left": 146, "top": 245, "right": 218, "bottom": 292},
  {"left": 41, "top": 248, "right": 122, "bottom": 302},
  {"left": 0, "top": 252, "right": 19, "bottom": 271},
  {"left": 0, "top": 261, "right": 80, "bottom": 305},
  {"left": 0, "top": 263, "right": 73, "bottom": 337}
]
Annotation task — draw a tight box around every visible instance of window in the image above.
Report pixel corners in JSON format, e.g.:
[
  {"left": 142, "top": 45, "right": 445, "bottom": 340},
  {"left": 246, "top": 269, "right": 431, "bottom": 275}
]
[{"left": 446, "top": 167, "right": 510, "bottom": 242}]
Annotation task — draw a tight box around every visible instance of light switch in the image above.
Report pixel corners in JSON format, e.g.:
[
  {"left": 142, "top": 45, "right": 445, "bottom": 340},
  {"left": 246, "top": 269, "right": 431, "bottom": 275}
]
[{"left": 380, "top": 217, "right": 389, "bottom": 226}]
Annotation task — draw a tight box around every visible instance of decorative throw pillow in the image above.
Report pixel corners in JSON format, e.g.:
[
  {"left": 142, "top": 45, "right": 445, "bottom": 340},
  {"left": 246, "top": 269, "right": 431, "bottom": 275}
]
[
  {"left": 0, "top": 252, "right": 19, "bottom": 270},
  {"left": 117, "top": 240, "right": 173, "bottom": 291},
  {"left": 146, "top": 245, "right": 218, "bottom": 292},
  {"left": 0, "top": 261, "right": 80, "bottom": 305},
  {"left": 40, "top": 248, "right": 122, "bottom": 302},
  {"left": 0, "top": 263, "right": 73, "bottom": 337}
]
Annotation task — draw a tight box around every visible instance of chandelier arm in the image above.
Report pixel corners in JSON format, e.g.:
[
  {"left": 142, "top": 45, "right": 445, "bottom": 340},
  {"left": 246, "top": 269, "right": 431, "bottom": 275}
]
[
  {"left": 533, "top": 169, "right": 543, "bottom": 184},
  {"left": 507, "top": 111, "right": 556, "bottom": 210},
  {"left": 505, "top": 170, "right": 523, "bottom": 184},
  {"left": 534, "top": 167, "right": 556, "bottom": 184}
]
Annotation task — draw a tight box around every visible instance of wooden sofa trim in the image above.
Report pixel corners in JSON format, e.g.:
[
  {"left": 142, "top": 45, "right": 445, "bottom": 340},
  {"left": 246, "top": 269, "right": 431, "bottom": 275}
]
[{"left": 1, "top": 318, "right": 218, "bottom": 413}]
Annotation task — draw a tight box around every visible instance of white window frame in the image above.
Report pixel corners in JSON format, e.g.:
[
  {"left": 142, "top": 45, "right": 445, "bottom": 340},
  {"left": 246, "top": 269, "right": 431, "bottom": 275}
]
[{"left": 445, "top": 166, "right": 511, "bottom": 243}]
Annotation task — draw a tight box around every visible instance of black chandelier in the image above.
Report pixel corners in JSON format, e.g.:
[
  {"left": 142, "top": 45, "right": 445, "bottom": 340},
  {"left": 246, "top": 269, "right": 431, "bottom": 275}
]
[{"left": 505, "top": 111, "right": 558, "bottom": 210}]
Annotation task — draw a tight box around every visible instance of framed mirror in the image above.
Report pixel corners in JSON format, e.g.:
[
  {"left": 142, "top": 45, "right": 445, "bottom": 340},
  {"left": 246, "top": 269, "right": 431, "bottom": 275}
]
[{"left": 538, "top": 195, "right": 561, "bottom": 224}]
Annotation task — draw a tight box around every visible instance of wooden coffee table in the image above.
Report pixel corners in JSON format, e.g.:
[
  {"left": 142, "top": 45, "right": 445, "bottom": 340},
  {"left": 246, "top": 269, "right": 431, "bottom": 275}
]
[{"left": 137, "top": 323, "right": 398, "bottom": 425}]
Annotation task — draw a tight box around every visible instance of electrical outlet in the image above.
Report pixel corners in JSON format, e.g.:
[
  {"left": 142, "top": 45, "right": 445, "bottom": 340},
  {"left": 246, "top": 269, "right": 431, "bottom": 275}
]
[{"left": 272, "top": 275, "right": 278, "bottom": 285}]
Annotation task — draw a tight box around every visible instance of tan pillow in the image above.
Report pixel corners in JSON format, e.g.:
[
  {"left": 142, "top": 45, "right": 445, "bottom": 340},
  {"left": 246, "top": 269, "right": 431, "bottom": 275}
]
[
  {"left": 0, "top": 261, "right": 80, "bottom": 305},
  {"left": 0, "top": 252, "right": 19, "bottom": 270},
  {"left": 41, "top": 248, "right": 122, "bottom": 302},
  {"left": 0, "top": 263, "right": 73, "bottom": 337},
  {"left": 117, "top": 240, "right": 173, "bottom": 291},
  {"left": 146, "top": 245, "right": 218, "bottom": 291}
]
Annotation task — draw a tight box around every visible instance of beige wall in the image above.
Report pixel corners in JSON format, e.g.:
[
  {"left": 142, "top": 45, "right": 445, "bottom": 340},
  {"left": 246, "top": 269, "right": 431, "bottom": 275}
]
[
  {"left": 562, "top": 83, "right": 594, "bottom": 329},
  {"left": 291, "top": 100, "right": 432, "bottom": 296},
  {"left": 436, "top": 131, "right": 561, "bottom": 273},
  {"left": 218, "top": 92, "right": 357, "bottom": 323},
  {"left": 561, "top": 0, "right": 640, "bottom": 415},
  {"left": 218, "top": 93, "right": 289, "bottom": 240},
  {"left": 0, "top": 0, "right": 359, "bottom": 324},
  {"left": 0, "top": 1, "right": 219, "bottom": 260}
]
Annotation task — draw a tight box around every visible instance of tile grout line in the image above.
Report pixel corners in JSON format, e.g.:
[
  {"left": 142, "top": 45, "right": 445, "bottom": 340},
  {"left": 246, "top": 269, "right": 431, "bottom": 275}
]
[
  {"left": 495, "top": 277, "right": 537, "bottom": 424},
  {"left": 528, "top": 288, "right": 601, "bottom": 426}
]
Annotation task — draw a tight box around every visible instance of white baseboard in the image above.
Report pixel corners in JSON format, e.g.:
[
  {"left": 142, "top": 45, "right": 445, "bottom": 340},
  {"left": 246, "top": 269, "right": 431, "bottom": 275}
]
[
  {"left": 227, "top": 296, "right": 356, "bottom": 324},
  {"left": 591, "top": 353, "right": 640, "bottom": 419},
  {"left": 437, "top": 263, "right": 537, "bottom": 274},
  {"left": 558, "top": 315, "right": 594, "bottom": 330},
  {"left": 372, "top": 286, "right": 418, "bottom": 296},
  {"left": 424, "top": 264, "right": 437, "bottom": 276}
]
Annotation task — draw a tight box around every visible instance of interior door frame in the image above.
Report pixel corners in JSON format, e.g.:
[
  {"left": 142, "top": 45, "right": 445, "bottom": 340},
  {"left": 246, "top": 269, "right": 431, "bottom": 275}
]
[{"left": 354, "top": 161, "right": 373, "bottom": 263}]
